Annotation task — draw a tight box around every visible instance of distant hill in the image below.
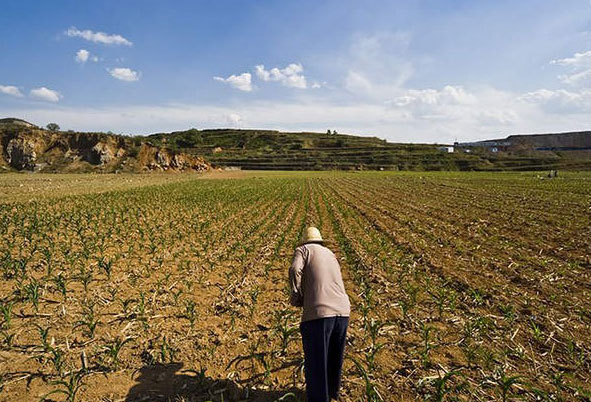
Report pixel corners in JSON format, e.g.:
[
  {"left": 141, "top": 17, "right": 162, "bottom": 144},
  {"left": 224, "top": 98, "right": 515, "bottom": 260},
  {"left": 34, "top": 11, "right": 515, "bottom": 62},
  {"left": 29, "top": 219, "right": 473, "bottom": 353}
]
[
  {"left": 460, "top": 131, "right": 591, "bottom": 150},
  {"left": 148, "top": 128, "right": 591, "bottom": 171},
  {"left": 146, "top": 128, "right": 466, "bottom": 170},
  {"left": 0, "top": 117, "right": 37, "bottom": 128},
  {"left": 507, "top": 131, "right": 591, "bottom": 150},
  {"left": 2, "top": 119, "right": 591, "bottom": 172},
  {"left": 455, "top": 130, "right": 591, "bottom": 170}
]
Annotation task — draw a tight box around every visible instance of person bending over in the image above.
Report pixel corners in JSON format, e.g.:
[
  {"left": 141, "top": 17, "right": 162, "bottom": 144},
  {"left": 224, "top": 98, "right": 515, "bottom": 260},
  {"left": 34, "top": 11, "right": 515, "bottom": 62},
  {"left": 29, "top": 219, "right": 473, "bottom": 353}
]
[{"left": 289, "top": 226, "right": 351, "bottom": 402}]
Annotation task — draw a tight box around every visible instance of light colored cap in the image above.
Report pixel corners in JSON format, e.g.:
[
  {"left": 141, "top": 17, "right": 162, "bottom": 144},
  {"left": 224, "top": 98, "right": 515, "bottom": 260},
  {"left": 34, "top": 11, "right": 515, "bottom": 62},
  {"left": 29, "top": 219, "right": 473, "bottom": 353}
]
[{"left": 300, "top": 226, "right": 324, "bottom": 245}]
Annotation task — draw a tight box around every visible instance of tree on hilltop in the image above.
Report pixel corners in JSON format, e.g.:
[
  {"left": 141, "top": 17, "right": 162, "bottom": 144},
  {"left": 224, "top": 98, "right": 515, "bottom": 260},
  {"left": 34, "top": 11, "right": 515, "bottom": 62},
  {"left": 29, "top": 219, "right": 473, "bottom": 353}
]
[{"left": 46, "top": 123, "right": 60, "bottom": 131}]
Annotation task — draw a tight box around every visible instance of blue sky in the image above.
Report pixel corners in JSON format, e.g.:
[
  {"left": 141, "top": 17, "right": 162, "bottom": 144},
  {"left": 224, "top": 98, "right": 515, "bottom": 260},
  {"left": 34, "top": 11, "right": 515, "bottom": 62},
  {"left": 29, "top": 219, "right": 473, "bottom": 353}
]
[{"left": 1, "top": 0, "right": 591, "bottom": 142}]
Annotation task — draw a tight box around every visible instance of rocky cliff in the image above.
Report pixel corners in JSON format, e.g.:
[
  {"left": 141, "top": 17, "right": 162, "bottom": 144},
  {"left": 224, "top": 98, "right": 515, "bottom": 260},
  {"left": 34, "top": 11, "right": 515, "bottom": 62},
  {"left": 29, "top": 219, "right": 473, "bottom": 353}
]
[{"left": 0, "top": 122, "right": 209, "bottom": 173}]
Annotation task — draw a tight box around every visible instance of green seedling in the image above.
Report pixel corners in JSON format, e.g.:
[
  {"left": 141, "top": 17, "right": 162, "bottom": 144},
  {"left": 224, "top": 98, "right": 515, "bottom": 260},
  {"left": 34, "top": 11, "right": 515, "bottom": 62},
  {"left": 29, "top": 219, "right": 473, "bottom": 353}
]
[
  {"left": 74, "top": 304, "right": 99, "bottom": 338},
  {"left": 184, "top": 300, "right": 197, "bottom": 329},
  {"left": 0, "top": 301, "right": 13, "bottom": 329},
  {"left": 41, "top": 370, "right": 86, "bottom": 402},
  {"left": 273, "top": 309, "right": 299, "bottom": 355},
  {"left": 102, "top": 337, "right": 132, "bottom": 370},
  {"left": 495, "top": 368, "right": 524, "bottom": 402},
  {"left": 25, "top": 279, "right": 41, "bottom": 312}
]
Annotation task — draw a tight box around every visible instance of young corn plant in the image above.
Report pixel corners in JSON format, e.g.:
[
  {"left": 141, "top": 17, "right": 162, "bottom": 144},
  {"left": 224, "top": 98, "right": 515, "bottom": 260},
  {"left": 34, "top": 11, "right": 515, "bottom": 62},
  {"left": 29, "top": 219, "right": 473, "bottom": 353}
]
[
  {"left": 159, "top": 336, "right": 177, "bottom": 363},
  {"left": 49, "top": 347, "right": 66, "bottom": 375},
  {"left": 74, "top": 303, "right": 100, "bottom": 338},
  {"left": 228, "top": 338, "right": 271, "bottom": 382},
  {"left": 365, "top": 319, "right": 388, "bottom": 371},
  {"left": 418, "top": 368, "right": 465, "bottom": 402},
  {"left": 530, "top": 319, "right": 544, "bottom": 343},
  {"left": 24, "top": 278, "right": 41, "bottom": 312},
  {"left": 494, "top": 368, "right": 524, "bottom": 402},
  {"left": 182, "top": 366, "right": 208, "bottom": 387},
  {"left": 101, "top": 337, "right": 132, "bottom": 371},
  {"left": 478, "top": 347, "right": 497, "bottom": 371},
  {"left": 420, "top": 324, "right": 436, "bottom": 369},
  {"left": 12, "top": 257, "right": 30, "bottom": 281},
  {"left": 566, "top": 339, "right": 586, "bottom": 368},
  {"left": 41, "top": 246, "right": 55, "bottom": 278},
  {"left": 41, "top": 370, "right": 86, "bottom": 402},
  {"left": 76, "top": 267, "right": 93, "bottom": 293},
  {"left": 136, "top": 291, "right": 149, "bottom": 330},
  {"left": 428, "top": 284, "right": 457, "bottom": 320},
  {"left": 273, "top": 309, "right": 299, "bottom": 356},
  {"left": 184, "top": 300, "right": 197, "bottom": 329},
  {"left": 350, "top": 356, "right": 384, "bottom": 402},
  {"left": 97, "top": 257, "right": 113, "bottom": 279},
  {"left": 52, "top": 273, "right": 68, "bottom": 301},
  {"left": 400, "top": 282, "right": 419, "bottom": 322},
  {"left": 1, "top": 330, "right": 15, "bottom": 348},
  {"left": 461, "top": 341, "right": 479, "bottom": 368},
  {"left": 0, "top": 301, "right": 13, "bottom": 329},
  {"left": 118, "top": 297, "right": 135, "bottom": 318},
  {"left": 36, "top": 324, "right": 52, "bottom": 352},
  {"left": 248, "top": 286, "right": 260, "bottom": 317},
  {"left": 470, "top": 289, "right": 485, "bottom": 307},
  {"left": 172, "top": 288, "right": 183, "bottom": 306},
  {"left": 498, "top": 303, "right": 516, "bottom": 324}
]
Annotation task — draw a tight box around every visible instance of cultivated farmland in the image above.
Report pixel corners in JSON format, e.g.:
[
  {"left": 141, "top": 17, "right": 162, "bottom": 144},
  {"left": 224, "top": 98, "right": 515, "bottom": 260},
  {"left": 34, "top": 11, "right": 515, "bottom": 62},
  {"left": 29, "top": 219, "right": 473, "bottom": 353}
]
[{"left": 0, "top": 171, "right": 590, "bottom": 402}]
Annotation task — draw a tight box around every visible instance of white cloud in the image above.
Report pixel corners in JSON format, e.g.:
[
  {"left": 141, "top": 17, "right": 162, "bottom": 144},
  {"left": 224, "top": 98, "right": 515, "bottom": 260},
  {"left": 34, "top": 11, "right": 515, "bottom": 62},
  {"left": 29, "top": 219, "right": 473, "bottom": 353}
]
[
  {"left": 391, "top": 86, "right": 476, "bottom": 108},
  {"left": 74, "top": 49, "right": 98, "bottom": 63},
  {"left": 0, "top": 85, "right": 24, "bottom": 97},
  {"left": 108, "top": 68, "right": 140, "bottom": 82},
  {"left": 383, "top": 85, "right": 480, "bottom": 123},
  {"left": 550, "top": 50, "right": 591, "bottom": 87},
  {"left": 213, "top": 73, "right": 253, "bottom": 92},
  {"left": 214, "top": 63, "right": 316, "bottom": 92},
  {"left": 550, "top": 51, "right": 591, "bottom": 67},
  {"left": 225, "top": 113, "right": 243, "bottom": 127},
  {"left": 30, "top": 87, "right": 62, "bottom": 102},
  {"left": 519, "top": 88, "right": 591, "bottom": 113},
  {"left": 65, "top": 27, "right": 132, "bottom": 46},
  {"left": 75, "top": 49, "right": 89, "bottom": 63},
  {"left": 0, "top": 93, "right": 580, "bottom": 143},
  {"left": 558, "top": 69, "right": 591, "bottom": 85},
  {"left": 254, "top": 63, "right": 308, "bottom": 89},
  {"left": 0, "top": 89, "right": 533, "bottom": 144}
]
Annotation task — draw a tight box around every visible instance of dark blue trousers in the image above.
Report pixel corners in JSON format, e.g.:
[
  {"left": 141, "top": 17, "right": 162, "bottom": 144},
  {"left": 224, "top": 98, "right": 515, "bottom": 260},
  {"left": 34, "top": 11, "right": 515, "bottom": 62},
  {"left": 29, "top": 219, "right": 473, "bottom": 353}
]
[{"left": 300, "top": 316, "right": 349, "bottom": 402}]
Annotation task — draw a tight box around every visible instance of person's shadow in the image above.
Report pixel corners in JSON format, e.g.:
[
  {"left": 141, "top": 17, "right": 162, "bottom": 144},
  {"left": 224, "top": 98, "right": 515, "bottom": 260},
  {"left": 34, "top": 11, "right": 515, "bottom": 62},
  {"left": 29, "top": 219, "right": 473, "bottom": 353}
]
[{"left": 125, "top": 362, "right": 305, "bottom": 402}]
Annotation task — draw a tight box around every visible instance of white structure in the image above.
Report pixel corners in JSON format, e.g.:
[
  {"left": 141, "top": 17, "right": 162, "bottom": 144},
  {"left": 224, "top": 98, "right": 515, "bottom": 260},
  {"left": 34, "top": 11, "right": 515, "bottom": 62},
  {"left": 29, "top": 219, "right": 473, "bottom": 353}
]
[{"left": 437, "top": 146, "right": 454, "bottom": 153}]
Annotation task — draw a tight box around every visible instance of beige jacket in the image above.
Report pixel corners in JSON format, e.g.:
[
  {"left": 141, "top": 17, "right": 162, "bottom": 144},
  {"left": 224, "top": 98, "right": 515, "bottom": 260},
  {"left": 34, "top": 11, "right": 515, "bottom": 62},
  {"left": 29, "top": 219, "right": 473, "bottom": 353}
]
[{"left": 289, "top": 243, "right": 351, "bottom": 322}]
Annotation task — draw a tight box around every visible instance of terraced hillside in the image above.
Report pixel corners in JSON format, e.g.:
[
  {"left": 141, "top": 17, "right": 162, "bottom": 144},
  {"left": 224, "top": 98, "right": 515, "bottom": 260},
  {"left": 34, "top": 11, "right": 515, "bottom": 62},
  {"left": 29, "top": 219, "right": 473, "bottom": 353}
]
[
  {"left": 147, "top": 129, "right": 458, "bottom": 170},
  {"left": 148, "top": 128, "right": 591, "bottom": 171},
  {"left": 3, "top": 119, "right": 591, "bottom": 172}
]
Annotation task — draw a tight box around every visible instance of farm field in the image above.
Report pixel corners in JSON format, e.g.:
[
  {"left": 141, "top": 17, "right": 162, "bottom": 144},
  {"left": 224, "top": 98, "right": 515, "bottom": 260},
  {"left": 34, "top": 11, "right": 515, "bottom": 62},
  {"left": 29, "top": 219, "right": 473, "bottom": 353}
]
[{"left": 1, "top": 171, "right": 590, "bottom": 402}]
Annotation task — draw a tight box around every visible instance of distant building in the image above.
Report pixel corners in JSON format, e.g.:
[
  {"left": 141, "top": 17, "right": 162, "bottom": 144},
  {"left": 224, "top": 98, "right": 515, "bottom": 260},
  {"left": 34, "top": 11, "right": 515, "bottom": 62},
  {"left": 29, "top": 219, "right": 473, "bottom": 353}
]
[{"left": 437, "top": 146, "right": 454, "bottom": 153}]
